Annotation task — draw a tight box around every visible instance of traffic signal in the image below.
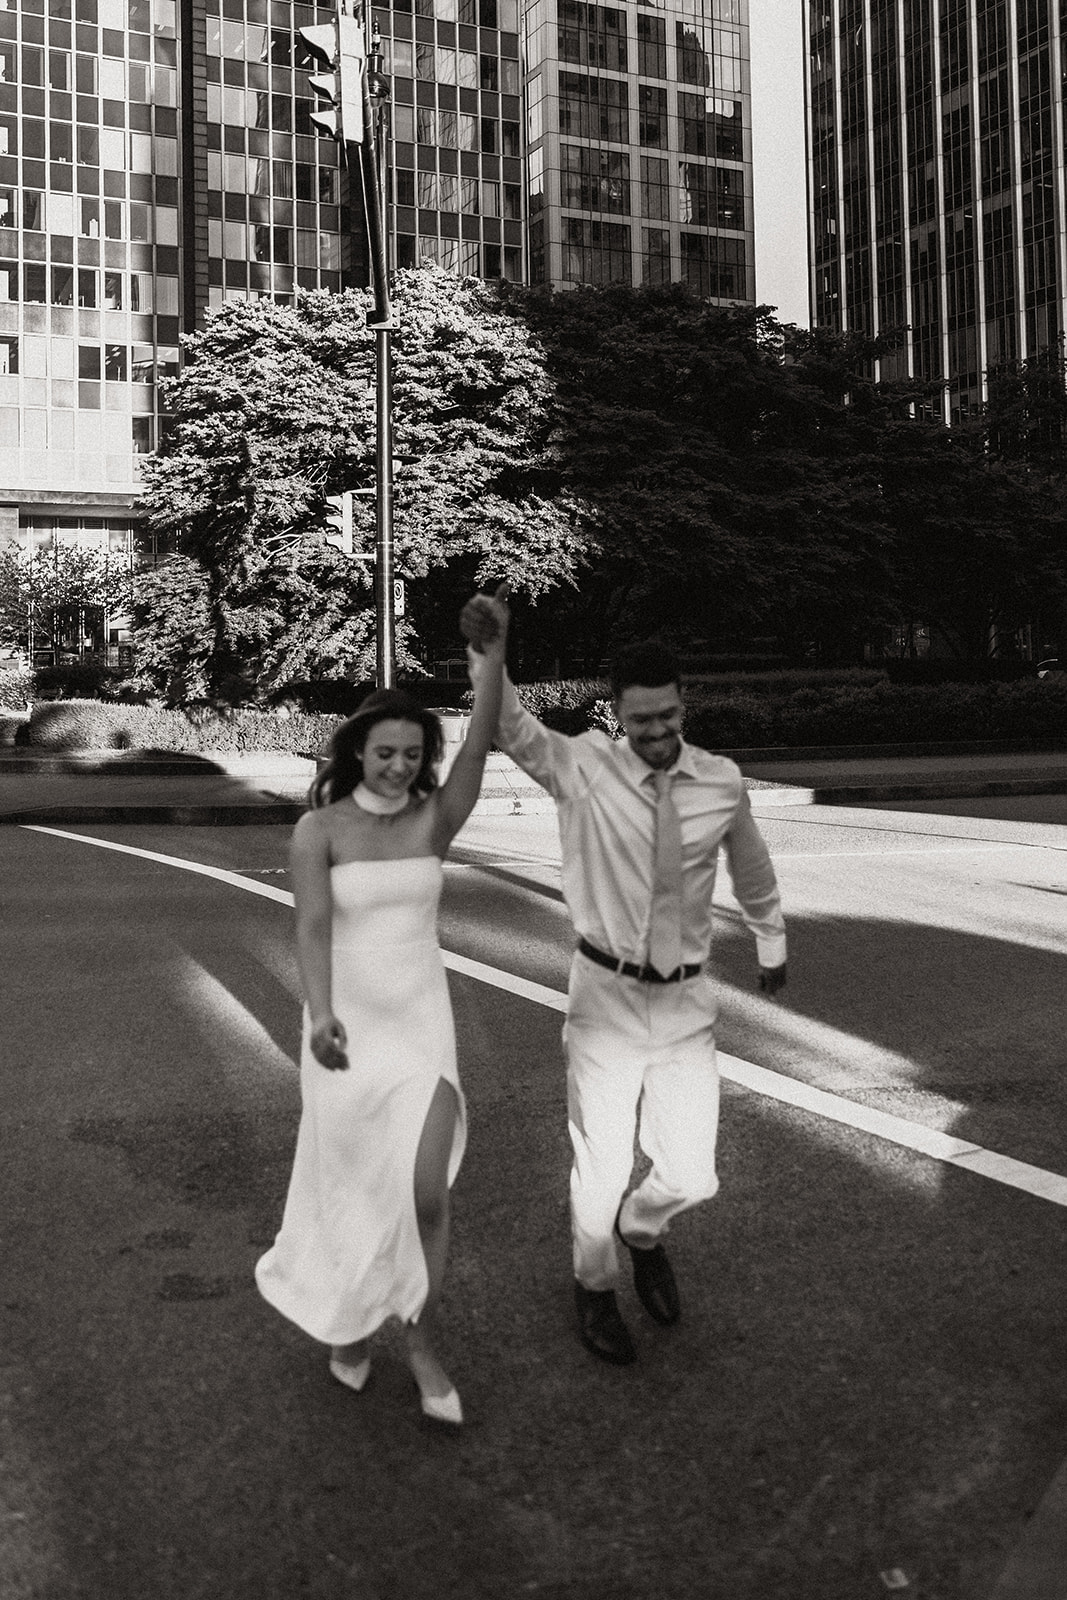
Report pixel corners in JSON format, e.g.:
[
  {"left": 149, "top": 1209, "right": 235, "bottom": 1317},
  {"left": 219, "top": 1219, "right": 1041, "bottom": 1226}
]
[
  {"left": 322, "top": 491, "right": 353, "bottom": 555},
  {"left": 298, "top": 12, "right": 366, "bottom": 145}
]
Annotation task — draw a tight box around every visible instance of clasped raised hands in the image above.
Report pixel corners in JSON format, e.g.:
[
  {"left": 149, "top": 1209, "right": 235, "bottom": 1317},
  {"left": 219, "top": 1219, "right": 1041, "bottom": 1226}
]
[{"left": 459, "top": 581, "right": 510, "bottom": 656}]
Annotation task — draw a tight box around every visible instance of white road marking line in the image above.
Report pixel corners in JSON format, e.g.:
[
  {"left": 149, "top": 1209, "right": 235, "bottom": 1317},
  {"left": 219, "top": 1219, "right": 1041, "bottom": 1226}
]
[
  {"left": 23, "top": 824, "right": 1067, "bottom": 1208},
  {"left": 23, "top": 824, "right": 294, "bottom": 905},
  {"left": 718, "top": 1056, "right": 1067, "bottom": 1207},
  {"left": 771, "top": 843, "right": 1046, "bottom": 861}
]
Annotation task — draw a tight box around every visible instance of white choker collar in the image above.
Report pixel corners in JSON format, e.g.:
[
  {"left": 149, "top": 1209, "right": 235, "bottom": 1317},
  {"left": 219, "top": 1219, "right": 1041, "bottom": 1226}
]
[{"left": 352, "top": 782, "right": 410, "bottom": 816}]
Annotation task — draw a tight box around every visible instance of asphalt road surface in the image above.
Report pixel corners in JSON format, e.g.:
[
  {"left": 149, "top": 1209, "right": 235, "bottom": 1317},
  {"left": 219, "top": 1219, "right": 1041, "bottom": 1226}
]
[{"left": 2, "top": 801, "right": 1065, "bottom": 1600}]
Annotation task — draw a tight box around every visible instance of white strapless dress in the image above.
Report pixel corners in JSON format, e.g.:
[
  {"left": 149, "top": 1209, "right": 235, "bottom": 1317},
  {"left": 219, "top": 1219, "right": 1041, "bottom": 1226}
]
[{"left": 255, "top": 856, "right": 466, "bottom": 1344}]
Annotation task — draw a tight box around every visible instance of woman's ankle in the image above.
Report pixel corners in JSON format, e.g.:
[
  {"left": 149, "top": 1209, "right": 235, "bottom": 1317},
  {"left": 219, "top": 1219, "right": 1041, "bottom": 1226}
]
[{"left": 331, "top": 1338, "right": 369, "bottom": 1364}]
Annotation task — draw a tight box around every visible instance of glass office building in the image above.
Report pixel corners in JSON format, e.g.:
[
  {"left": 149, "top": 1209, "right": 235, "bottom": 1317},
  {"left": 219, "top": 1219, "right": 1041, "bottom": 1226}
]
[
  {"left": 0, "top": 0, "right": 753, "bottom": 611},
  {"left": 806, "top": 0, "right": 1066, "bottom": 422},
  {"left": 526, "top": 0, "right": 752, "bottom": 293}
]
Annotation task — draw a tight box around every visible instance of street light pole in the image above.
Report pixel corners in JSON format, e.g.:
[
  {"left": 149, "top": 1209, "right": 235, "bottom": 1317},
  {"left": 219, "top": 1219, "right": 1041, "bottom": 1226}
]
[
  {"left": 374, "top": 325, "right": 395, "bottom": 688},
  {"left": 364, "top": 20, "right": 395, "bottom": 689},
  {"left": 300, "top": 4, "right": 395, "bottom": 688}
]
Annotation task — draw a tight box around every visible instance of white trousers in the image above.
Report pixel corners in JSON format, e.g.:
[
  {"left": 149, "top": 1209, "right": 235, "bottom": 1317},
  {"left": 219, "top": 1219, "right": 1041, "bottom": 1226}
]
[{"left": 563, "top": 951, "right": 721, "bottom": 1291}]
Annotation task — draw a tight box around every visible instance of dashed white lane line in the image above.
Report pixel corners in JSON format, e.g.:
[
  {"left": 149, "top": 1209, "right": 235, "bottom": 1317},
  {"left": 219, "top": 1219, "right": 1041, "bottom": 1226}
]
[{"left": 24, "top": 824, "right": 1067, "bottom": 1210}]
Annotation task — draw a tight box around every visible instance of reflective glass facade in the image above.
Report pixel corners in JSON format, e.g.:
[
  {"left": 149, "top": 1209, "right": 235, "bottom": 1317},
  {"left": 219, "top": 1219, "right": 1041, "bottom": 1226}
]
[
  {"left": 0, "top": 0, "right": 753, "bottom": 556},
  {"left": 526, "top": 0, "right": 753, "bottom": 293},
  {"left": 806, "top": 0, "right": 1067, "bottom": 422}
]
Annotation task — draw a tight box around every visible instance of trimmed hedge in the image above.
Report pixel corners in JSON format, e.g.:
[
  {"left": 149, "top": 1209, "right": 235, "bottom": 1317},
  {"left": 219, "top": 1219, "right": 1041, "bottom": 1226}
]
[
  {"left": 483, "top": 671, "right": 1067, "bottom": 749},
  {"left": 0, "top": 663, "right": 34, "bottom": 707},
  {"left": 683, "top": 676, "right": 1067, "bottom": 749},
  {"left": 19, "top": 674, "right": 1067, "bottom": 753},
  {"left": 27, "top": 699, "right": 342, "bottom": 755}
]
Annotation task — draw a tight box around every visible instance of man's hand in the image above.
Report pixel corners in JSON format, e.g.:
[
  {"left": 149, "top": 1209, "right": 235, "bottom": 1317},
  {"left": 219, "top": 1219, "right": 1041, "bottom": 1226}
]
[
  {"left": 758, "top": 963, "right": 787, "bottom": 997},
  {"left": 310, "top": 1015, "right": 349, "bottom": 1071},
  {"left": 460, "top": 581, "right": 510, "bottom": 654}
]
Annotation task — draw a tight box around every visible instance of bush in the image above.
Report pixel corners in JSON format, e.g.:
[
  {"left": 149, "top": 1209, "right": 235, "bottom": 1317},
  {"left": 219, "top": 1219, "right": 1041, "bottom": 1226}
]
[
  {"left": 883, "top": 659, "right": 1039, "bottom": 685},
  {"left": 268, "top": 678, "right": 375, "bottom": 715},
  {"left": 683, "top": 667, "right": 886, "bottom": 697},
  {"left": 27, "top": 699, "right": 343, "bottom": 756},
  {"left": 33, "top": 661, "right": 119, "bottom": 701},
  {"left": 0, "top": 663, "right": 34, "bottom": 707},
  {"left": 484, "top": 671, "right": 1066, "bottom": 750},
  {"left": 683, "top": 676, "right": 1067, "bottom": 749}
]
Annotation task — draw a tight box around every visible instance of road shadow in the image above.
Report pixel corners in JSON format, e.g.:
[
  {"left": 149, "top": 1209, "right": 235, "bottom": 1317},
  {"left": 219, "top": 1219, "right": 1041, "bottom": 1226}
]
[{"left": 4, "top": 839, "right": 1067, "bottom": 1600}]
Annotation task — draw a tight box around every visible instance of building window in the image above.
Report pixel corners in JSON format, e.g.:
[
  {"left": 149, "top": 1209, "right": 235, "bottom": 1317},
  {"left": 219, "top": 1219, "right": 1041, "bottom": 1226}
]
[
  {"left": 639, "top": 84, "right": 667, "bottom": 146},
  {"left": 561, "top": 217, "right": 631, "bottom": 284},
  {"left": 678, "top": 92, "right": 743, "bottom": 159},
  {"left": 558, "top": 0, "right": 627, "bottom": 72},
  {"left": 559, "top": 69, "right": 628, "bottom": 143},
  {"left": 678, "top": 162, "right": 745, "bottom": 229},
  {"left": 680, "top": 232, "right": 747, "bottom": 299},
  {"left": 637, "top": 13, "right": 666, "bottom": 78},
  {"left": 642, "top": 227, "right": 671, "bottom": 285},
  {"left": 561, "top": 144, "right": 630, "bottom": 213},
  {"left": 640, "top": 155, "right": 670, "bottom": 220}
]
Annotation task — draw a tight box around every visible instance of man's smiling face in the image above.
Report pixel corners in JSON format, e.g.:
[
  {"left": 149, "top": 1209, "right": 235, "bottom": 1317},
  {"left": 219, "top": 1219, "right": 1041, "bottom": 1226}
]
[{"left": 614, "top": 683, "right": 684, "bottom": 770}]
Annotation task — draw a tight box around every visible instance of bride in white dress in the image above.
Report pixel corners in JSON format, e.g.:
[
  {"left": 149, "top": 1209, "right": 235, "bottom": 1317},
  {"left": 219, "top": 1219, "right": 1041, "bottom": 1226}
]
[{"left": 255, "top": 589, "right": 508, "bottom": 1425}]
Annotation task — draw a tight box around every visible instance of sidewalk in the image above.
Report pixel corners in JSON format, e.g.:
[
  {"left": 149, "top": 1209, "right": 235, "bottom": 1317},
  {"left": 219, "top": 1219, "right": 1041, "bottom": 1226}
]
[{"left": 1, "top": 744, "right": 1066, "bottom": 825}]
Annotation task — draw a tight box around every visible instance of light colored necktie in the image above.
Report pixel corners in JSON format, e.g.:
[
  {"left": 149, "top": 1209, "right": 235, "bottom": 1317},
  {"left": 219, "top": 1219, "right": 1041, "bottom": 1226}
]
[{"left": 648, "top": 769, "right": 683, "bottom": 977}]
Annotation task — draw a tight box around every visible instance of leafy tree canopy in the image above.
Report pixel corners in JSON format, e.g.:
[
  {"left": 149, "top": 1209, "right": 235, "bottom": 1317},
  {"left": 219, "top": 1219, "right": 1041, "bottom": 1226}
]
[{"left": 134, "top": 269, "right": 1067, "bottom": 692}]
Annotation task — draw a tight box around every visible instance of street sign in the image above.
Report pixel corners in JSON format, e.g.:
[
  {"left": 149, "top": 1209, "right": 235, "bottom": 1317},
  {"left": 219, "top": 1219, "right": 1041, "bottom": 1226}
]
[{"left": 393, "top": 579, "right": 405, "bottom": 618}]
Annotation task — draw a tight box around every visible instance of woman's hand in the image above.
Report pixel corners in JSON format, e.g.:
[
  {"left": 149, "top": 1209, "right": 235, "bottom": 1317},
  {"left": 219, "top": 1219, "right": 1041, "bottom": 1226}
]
[
  {"left": 459, "top": 581, "right": 510, "bottom": 657},
  {"left": 310, "top": 1015, "right": 349, "bottom": 1071}
]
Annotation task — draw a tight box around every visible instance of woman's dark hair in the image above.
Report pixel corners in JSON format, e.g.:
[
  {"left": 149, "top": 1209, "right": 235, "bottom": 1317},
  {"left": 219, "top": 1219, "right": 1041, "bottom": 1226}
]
[
  {"left": 309, "top": 689, "right": 445, "bottom": 810},
  {"left": 608, "top": 641, "right": 682, "bottom": 700}
]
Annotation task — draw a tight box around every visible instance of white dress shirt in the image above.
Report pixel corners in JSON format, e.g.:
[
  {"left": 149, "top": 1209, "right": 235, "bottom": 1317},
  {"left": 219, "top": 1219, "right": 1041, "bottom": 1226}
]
[{"left": 490, "top": 670, "right": 787, "bottom": 971}]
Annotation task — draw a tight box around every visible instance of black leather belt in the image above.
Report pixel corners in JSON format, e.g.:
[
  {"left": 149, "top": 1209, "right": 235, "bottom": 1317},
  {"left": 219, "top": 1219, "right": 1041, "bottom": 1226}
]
[{"left": 577, "top": 938, "right": 702, "bottom": 984}]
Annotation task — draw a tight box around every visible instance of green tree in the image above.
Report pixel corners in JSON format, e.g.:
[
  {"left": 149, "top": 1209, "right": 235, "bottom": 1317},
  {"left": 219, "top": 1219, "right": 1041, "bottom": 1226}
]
[
  {"left": 874, "top": 419, "right": 1067, "bottom": 660},
  {"left": 516, "top": 288, "right": 904, "bottom": 669},
  {"left": 136, "top": 268, "right": 588, "bottom": 697}
]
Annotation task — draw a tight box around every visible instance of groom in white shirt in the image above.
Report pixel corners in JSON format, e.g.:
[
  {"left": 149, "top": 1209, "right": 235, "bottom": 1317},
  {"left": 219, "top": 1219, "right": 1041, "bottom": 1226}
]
[{"left": 464, "top": 594, "right": 786, "bottom": 1365}]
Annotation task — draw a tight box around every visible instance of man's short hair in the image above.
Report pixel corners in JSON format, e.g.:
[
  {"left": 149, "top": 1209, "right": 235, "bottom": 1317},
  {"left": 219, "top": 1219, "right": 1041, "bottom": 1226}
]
[{"left": 609, "top": 641, "right": 682, "bottom": 700}]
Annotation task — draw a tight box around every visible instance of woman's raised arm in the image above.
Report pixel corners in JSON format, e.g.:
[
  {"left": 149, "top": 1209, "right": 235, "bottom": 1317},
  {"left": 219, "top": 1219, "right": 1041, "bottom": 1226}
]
[{"left": 431, "top": 582, "right": 510, "bottom": 852}]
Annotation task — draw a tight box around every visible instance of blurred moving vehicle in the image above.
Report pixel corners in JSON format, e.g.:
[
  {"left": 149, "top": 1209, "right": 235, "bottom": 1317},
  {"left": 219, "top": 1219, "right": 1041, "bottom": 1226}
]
[{"left": 1037, "top": 658, "right": 1062, "bottom": 677}]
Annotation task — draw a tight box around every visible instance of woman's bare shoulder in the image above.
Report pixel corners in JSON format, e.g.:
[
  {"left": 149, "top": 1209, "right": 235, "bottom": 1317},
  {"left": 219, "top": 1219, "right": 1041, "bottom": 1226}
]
[{"left": 292, "top": 799, "right": 347, "bottom": 853}]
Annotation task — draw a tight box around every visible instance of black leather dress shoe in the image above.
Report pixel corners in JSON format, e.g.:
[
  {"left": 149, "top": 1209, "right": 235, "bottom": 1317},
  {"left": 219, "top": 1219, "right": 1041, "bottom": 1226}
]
[
  {"left": 615, "top": 1214, "right": 681, "bottom": 1326},
  {"left": 574, "top": 1283, "right": 637, "bottom": 1365}
]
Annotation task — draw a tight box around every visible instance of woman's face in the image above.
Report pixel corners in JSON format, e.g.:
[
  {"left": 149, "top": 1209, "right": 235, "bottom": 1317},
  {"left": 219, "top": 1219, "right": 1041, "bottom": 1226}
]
[{"left": 360, "top": 718, "right": 424, "bottom": 800}]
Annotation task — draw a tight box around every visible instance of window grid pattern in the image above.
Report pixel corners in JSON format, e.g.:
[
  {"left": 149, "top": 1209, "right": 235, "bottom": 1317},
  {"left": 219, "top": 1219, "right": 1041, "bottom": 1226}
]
[
  {"left": 527, "top": 0, "right": 752, "bottom": 295},
  {"left": 806, "top": 0, "right": 1067, "bottom": 422},
  {"left": 0, "top": 0, "right": 177, "bottom": 494}
]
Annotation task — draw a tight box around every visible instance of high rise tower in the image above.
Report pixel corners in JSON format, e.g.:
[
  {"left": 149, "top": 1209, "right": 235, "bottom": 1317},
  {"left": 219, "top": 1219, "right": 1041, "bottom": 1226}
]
[
  {"left": 0, "top": 0, "right": 755, "bottom": 671},
  {"left": 806, "top": 0, "right": 1065, "bottom": 422}
]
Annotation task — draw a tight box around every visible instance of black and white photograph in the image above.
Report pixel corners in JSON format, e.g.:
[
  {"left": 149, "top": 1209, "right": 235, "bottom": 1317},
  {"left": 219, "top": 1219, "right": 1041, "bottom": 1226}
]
[{"left": 1, "top": 0, "right": 1066, "bottom": 1595}]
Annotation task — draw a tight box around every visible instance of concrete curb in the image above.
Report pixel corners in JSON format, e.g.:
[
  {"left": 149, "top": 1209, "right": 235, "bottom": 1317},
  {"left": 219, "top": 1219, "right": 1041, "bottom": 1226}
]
[
  {"left": 985, "top": 1455, "right": 1067, "bottom": 1600},
  {"left": 0, "top": 752, "right": 317, "bottom": 777},
  {"left": 811, "top": 777, "right": 1067, "bottom": 804}
]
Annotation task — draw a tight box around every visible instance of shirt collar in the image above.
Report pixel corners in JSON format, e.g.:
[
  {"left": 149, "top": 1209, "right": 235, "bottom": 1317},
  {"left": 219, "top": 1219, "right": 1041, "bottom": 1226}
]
[{"left": 619, "top": 736, "right": 699, "bottom": 786}]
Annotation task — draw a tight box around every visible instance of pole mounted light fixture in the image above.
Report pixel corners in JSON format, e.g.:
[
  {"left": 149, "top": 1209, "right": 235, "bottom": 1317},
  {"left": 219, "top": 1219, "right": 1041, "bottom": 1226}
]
[
  {"left": 299, "top": 4, "right": 397, "bottom": 689},
  {"left": 298, "top": 13, "right": 366, "bottom": 145}
]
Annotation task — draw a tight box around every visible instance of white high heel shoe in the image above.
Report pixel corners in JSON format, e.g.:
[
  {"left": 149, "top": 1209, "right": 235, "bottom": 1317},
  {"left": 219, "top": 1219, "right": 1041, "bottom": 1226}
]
[
  {"left": 329, "top": 1355, "right": 372, "bottom": 1393},
  {"left": 419, "top": 1385, "right": 463, "bottom": 1426}
]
